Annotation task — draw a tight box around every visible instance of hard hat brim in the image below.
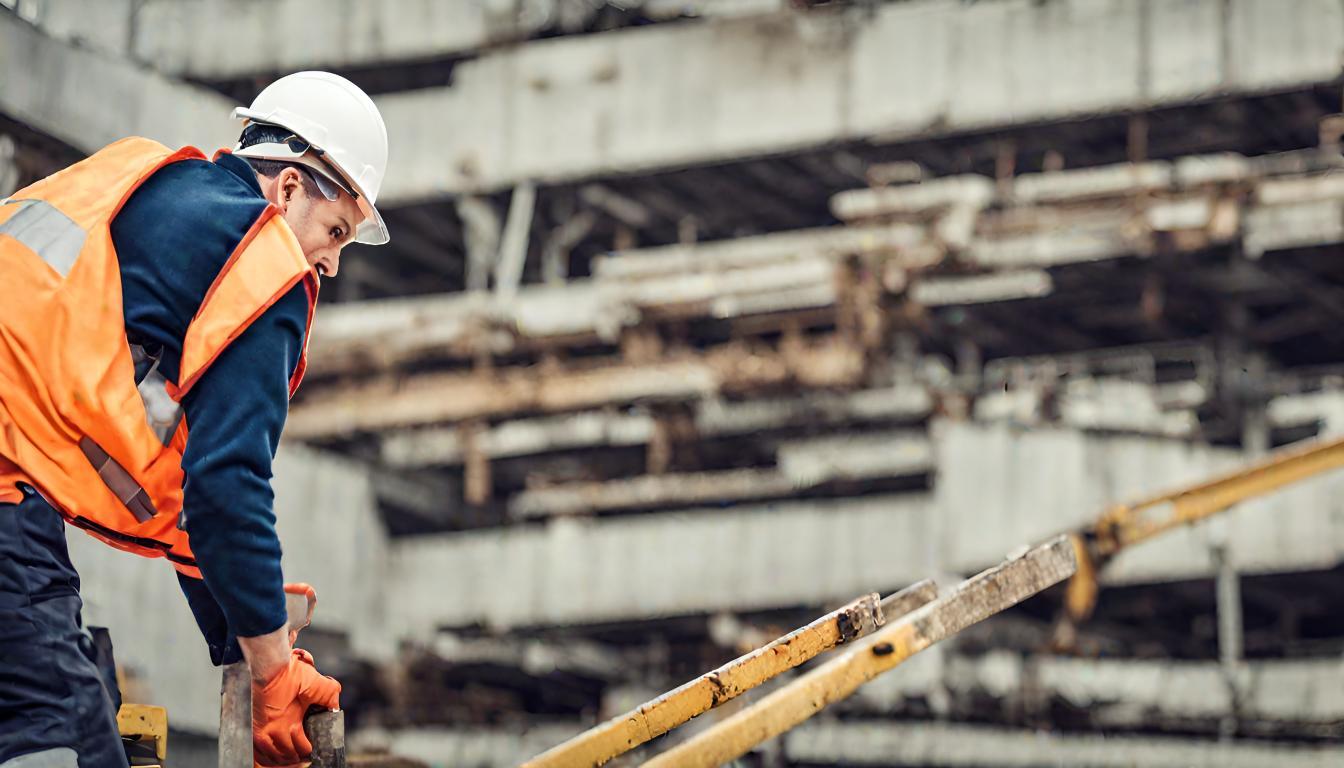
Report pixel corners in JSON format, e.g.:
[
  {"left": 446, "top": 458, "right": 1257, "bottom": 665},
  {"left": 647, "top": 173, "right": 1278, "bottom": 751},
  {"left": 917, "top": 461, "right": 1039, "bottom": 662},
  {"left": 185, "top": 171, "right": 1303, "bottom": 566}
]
[{"left": 233, "top": 136, "right": 391, "bottom": 246}]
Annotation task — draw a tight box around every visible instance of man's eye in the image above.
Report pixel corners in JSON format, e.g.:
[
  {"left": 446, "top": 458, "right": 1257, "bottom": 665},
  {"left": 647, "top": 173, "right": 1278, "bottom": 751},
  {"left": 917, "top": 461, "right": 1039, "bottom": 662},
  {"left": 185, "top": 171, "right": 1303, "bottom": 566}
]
[{"left": 331, "top": 227, "right": 344, "bottom": 242}]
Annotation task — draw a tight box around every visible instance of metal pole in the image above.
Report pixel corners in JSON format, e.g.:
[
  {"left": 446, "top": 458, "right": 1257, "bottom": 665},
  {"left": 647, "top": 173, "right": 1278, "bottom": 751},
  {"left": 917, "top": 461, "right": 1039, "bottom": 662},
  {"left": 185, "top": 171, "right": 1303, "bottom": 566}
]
[
  {"left": 523, "top": 581, "right": 937, "bottom": 768},
  {"left": 643, "top": 537, "right": 1077, "bottom": 768},
  {"left": 306, "top": 710, "right": 347, "bottom": 768},
  {"left": 218, "top": 662, "right": 252, "bottom": 768},
  {"left": 1213, "top": 540, "right": 1244, "bottom": 741}
]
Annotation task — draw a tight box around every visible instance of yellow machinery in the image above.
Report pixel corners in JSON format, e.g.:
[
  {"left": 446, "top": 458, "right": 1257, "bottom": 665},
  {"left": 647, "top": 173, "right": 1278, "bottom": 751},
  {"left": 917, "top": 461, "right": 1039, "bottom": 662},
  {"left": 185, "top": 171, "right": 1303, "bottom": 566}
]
[
  {"left": 1063, "top": 433, "right": 1344, "bottom": 622},
  {"left": 117, "top": 703, "right": 168, "bottom": 767}
]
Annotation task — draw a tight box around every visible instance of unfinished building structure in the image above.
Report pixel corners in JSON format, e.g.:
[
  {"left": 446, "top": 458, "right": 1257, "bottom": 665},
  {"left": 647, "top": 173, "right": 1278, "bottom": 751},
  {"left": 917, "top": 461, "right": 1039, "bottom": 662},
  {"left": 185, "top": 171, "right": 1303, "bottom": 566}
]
[{"left": 7, "top": 0, "right": 1344, "bottom": 764}]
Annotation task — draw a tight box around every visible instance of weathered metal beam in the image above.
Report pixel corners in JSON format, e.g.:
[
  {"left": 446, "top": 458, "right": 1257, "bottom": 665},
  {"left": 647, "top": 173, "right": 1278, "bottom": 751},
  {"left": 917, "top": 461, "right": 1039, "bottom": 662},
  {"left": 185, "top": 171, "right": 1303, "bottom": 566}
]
[
  {"left": 381, "top": 411, "right": 654, "bottom": 467},
  {"left": 1066, "top": 433, "right": 1344, "bottom": 622},
  {"left": 523, "top": 582, "right": 936, "bottom": 768},
  {"left": 592, "top": 224, "right": 927, "bottom": 279},
  {"left": 910, "top": 270, "right": 1052, "bottom": 306},
  {"left": 641, "top": 536, "right": 1076, "bottom": 768},
  {"left": 290, "top": 338, "right": 867, "bottom": 439},
  {"left": 494, "top": 181, "right": 537, "bottom": 301},
  {"left": 830, "top": 175, "right": 995, "bottom": 221},
  {"left": 1096, "top": 434, "right": 1344, "bottom": 555}
]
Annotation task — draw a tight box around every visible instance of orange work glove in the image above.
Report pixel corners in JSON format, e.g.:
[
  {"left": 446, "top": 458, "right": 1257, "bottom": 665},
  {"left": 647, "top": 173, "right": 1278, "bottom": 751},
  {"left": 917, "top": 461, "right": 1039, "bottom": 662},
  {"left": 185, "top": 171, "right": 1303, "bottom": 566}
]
[{"left": 251, "top": 647, "right": 341, "bottom": 767}]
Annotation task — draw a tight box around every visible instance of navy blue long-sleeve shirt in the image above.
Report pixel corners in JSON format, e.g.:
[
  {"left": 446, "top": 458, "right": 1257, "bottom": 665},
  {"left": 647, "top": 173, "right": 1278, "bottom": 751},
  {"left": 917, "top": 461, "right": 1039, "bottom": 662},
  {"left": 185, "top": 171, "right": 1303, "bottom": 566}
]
[{"left": 110, "top": 151, "right": 308, "bottom": 662}]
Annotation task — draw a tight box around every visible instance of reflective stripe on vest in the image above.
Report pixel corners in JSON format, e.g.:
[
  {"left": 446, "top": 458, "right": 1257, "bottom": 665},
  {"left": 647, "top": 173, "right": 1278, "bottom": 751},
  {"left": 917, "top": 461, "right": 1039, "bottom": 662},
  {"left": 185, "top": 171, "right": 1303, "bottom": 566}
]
[
  {"left": 131, "top": 344, "right": 184, "bottom": 445},
  {"left": 0, "top": 198, "right": 86, "bottom": 277},
  {"left": 0, "top": 748, "right": 79, "bottom": 768},
  {"left": 0, "top": 137, "right": 316, "bottom": 578},
  {"left": 69, "top": 343, "right": 188, "bottom": 526}
]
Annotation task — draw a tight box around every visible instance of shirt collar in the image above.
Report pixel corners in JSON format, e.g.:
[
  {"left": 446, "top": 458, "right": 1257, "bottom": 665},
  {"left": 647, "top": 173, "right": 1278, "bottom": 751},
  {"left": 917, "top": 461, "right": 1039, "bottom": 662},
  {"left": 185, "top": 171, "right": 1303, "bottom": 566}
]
[{"left": 215, "top": 150, "right": 264, "bottom": 198}]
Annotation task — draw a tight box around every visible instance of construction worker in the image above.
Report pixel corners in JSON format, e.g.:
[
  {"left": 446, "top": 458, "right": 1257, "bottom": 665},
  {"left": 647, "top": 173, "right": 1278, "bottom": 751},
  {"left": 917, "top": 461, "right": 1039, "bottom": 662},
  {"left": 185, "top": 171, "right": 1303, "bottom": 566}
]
[{"left": 0, "top": 71, "right": 389, "bottom": 767}]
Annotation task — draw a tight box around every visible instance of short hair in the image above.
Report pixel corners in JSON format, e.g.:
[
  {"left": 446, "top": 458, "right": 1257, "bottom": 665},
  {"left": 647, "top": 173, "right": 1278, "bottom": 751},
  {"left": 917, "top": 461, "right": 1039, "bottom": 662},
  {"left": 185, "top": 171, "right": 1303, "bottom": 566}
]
[{"left": 237, "top": 123, "right": 322, "bottom": 198}]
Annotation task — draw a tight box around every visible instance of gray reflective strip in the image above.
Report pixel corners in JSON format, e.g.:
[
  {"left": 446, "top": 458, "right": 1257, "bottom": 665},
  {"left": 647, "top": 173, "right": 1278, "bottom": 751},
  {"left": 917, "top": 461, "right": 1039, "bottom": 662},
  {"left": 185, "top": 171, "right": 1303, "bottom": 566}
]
[
  {"left": 131, "top": 344, "right": 184, "bottom": 446},
  {"left": 0, "top": 748, "right": 78, "bottom": 768},
  {"left": 0, "top": 199, "right": 86, "bottom": 278}
]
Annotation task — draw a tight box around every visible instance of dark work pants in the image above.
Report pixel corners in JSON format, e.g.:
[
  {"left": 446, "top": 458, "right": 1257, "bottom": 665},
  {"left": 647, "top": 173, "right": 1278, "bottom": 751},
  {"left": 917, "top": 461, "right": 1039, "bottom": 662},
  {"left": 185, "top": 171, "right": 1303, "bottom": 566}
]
[{"left": 0, "top": 484, "right": 124, "bottom": 768}]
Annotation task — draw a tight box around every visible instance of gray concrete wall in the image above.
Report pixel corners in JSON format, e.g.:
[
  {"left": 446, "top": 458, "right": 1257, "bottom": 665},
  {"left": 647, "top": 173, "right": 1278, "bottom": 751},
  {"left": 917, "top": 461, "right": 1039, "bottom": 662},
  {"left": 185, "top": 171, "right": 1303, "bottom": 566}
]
[
  {"left": 389, "top": 493, "right": 933, "bottom": 634},
  {"left": 386, "top": 423, "right": 1344, "bottom": 631},
  {"left": 783, "top": 721, "right": 1344, "bottom": 767}
]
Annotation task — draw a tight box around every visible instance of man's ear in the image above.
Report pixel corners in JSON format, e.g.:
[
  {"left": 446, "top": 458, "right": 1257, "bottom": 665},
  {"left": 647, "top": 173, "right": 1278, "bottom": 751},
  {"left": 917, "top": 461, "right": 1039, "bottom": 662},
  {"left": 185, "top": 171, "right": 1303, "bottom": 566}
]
[{"left": 277, "top": 167, "right": 304, "bottom": 212}]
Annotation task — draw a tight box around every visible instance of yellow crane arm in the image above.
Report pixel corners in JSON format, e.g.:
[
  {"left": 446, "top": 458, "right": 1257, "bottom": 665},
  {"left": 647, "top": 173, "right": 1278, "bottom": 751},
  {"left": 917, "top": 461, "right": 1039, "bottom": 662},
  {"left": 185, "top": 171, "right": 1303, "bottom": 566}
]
[{"left": 1065, "top": 433, "right": 1344, "bottom": 621}]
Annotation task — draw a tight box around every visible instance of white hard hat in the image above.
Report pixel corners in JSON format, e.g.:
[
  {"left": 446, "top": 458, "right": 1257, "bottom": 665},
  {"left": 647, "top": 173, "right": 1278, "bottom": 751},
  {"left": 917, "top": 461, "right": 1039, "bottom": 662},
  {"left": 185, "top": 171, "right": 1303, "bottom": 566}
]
[{"left": 232, "top": 71, "right": 390, "bottom": 245}]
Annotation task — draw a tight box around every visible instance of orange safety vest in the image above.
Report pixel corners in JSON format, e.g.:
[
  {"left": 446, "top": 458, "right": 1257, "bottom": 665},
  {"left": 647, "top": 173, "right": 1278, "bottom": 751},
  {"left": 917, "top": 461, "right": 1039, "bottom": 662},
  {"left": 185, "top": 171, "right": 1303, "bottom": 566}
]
[{"left": 0, "top": 137, "right": 318, "bottom": 578}]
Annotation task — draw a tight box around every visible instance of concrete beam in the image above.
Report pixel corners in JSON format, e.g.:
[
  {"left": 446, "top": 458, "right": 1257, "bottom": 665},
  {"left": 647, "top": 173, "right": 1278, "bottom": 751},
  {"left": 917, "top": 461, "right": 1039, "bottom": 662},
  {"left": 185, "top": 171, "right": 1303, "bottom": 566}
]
[
  {"left": 290, "top": 338, "right": 866, "bottom": 438},
  {"left": 782, "top": 721, "right": 1344, "bottom": 767},
  {"left": 134, "top": 0, "right": 523, "bottom": 78},
  {"left": 388, "top": 494, "right": 934, "bottom": 632},
  {"left": 0, "top": 11, "right": 236, "bottom": 156},
  {"left": 509, "top": 431, "right": 932, "bottom": 518},
  {"left": 380, "top": 386, "right": 932, "bottom": 468},
  {"left": 975, "top": 377, "right": 1204, "bottom": 437},
  {"left": 938, "top": 423, "right": 1344, "bottom": 580},
  {"left": 13, "top": 1, "right": 1344, "bottom": 201},
  {"left": 853, "top": 650, "right": 1344, "bottom": 727},
  {"left": 379, "top": 0, "right": 1344, "bottom": 197},
  {"left": 385, "top": 424, "right": 1344, "bottom": 630},
  {"left": 307, "top": 223, "right": 915, "bottom": 375},
  {"left": 308, "top": 155, "right": 1342, "bottom": 381},
  {"left": 37, "top": 1, "right": 783, "bottom": 79}
]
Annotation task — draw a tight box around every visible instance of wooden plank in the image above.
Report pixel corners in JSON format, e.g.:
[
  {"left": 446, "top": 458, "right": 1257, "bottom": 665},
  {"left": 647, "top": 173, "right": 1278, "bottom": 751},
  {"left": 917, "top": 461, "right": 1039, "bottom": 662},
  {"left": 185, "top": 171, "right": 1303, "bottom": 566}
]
[
  {"left": 642, "top": 537, "right": 1077, "bottom": 768},
  {"left": 522, "top": 581, "right": 937, "bottom": 768}
]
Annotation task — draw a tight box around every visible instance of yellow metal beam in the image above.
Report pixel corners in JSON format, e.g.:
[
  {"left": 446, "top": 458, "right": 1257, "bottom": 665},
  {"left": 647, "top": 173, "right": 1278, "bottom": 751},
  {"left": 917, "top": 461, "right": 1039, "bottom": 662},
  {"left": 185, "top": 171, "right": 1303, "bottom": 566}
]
[
  {"left": 1067, "top": 434, "right": 1344, "bottom": 621},
  {"left": 117, "top": 703, "right": 168, "bottom": 763},
  {"left": 523, "top": 581, "right": 937, "bottom": 768},
  {"left": 1094, "top": 434, "right": 1344, "bottom": 554},
  {"left": 642, "top": 536, "right": 1077, "bottom": 768}
]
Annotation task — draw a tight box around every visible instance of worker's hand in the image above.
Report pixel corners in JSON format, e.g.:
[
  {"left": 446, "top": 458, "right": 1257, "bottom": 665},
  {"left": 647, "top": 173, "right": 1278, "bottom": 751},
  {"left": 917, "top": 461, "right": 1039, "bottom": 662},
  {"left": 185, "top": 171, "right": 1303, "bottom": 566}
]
[{"left": 251, "top": 647, "right": 341, "bottom": 766}]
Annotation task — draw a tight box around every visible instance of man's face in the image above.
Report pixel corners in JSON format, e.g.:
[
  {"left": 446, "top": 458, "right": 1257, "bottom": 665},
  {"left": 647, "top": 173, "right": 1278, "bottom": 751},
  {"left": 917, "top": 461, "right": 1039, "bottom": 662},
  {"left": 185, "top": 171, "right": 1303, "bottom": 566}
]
[{"left": 268, "top": 167, "right": 362, "bottom": 277}]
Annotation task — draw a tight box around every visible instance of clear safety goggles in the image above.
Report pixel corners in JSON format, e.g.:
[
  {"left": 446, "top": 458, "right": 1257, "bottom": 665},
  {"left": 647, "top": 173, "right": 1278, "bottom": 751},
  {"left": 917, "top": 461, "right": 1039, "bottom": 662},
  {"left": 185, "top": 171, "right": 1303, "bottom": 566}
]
[{"left": 279, "top": 135, "right": 359, "bottom": 203}]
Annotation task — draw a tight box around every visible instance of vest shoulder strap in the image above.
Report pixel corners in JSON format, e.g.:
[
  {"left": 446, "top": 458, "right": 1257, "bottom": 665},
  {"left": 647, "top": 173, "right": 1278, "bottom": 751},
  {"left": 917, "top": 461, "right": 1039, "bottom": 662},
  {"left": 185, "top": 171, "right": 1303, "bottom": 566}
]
[{"left": 170, "top": 208, "right": 313, "bottom": 398}]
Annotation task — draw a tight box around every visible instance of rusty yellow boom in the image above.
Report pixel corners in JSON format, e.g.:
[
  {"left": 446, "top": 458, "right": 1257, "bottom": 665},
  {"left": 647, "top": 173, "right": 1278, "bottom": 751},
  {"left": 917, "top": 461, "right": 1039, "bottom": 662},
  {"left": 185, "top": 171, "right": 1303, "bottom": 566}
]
[
  {"left": 524, "top": 433, "right": 1344, "bottom": 767},
  {"left": 522, "top": 581, "right": 938, "bottom": 767}
]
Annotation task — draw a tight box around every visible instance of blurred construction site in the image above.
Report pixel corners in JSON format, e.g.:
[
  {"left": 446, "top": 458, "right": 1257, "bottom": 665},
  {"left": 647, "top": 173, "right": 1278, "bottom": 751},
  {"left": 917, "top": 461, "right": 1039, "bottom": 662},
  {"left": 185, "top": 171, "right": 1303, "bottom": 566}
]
[{"left": 8, "top": 0, "right": 1344, "bottom": 765}]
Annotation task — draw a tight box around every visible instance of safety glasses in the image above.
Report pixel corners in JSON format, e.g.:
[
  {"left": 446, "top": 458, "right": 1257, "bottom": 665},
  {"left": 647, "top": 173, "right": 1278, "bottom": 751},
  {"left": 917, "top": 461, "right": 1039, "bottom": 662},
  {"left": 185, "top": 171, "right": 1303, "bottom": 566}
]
[{"left": 281, "top": 135, "right": 361, "bottom": 202}]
